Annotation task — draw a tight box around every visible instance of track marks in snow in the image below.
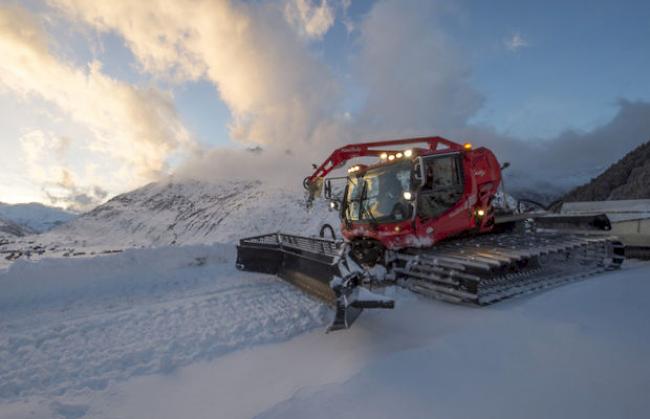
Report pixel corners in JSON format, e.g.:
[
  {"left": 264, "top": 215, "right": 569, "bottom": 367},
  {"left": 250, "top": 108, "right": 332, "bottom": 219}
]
[{"left": 0, "top": 245, "right": 328, "bottom": 401}]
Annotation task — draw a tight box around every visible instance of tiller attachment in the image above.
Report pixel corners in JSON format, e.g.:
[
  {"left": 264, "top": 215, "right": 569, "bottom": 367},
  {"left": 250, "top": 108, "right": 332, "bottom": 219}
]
[
  {"left": 328, "top": 254, "right": 395, "bottom": 332},
  {"left": 237, "top": 234, "right": 394, "bottom": 331}
]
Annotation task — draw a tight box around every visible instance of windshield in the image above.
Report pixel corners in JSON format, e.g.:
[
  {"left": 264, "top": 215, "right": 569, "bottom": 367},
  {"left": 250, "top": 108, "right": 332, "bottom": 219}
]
[{"left": 344, "top": 161, "right": 413, "bottom": 223}]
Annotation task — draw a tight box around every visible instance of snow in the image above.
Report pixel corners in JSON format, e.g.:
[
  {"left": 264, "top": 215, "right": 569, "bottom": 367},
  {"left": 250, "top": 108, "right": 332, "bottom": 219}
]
[
  {"left": 1, "top": 244, "right": 649, "bottom": 418},
  {"left": 0, "top": 245, "right": 328, "bottom": 409},
  {"left": 0, "top": 217, "right": 33, "bottom": 237},
  {"left": 562, "top": 199, "right": 650, "bottom": 214},
  {"left": 0, "top": 179, "right": 338, "bottom": 269},
  {"left": 1, "top": 179, "right": 649, "bottom": 418},
  {"left": 42, "top": 179, "right": 338, "bottom": 248},
  {"left": 0, "top": 202, "right": 75, "bottom": 233}
]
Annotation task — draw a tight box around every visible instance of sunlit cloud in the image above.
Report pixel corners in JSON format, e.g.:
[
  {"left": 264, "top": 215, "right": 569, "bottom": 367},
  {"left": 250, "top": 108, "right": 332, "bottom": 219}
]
[
  {"left": 19, "top": 129, "right": 108, "bottom": 211},
  {"left": 50, "top": 0, "right": 340, "bottom": 150},
  {"left": 0, "top": 4, "right": 194, "bottom": 209},
  {"left": 1, "top": 0, "right": 648, "bottom": 209}
]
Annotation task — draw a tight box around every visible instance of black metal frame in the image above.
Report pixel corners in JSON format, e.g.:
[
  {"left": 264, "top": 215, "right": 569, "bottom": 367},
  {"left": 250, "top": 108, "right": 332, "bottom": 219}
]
[{"left": 236, "top": 233, "right": 343, "bottom": 303}]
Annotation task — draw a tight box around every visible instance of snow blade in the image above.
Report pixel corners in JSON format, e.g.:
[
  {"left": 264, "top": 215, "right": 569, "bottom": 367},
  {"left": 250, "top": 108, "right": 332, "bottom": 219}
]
[{"left": 236, "top": 233, "right": 342, "bottom": 303}]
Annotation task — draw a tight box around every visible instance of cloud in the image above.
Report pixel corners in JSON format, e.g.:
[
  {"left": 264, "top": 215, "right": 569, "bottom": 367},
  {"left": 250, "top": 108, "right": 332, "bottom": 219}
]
[
  {"left": 65, "top": 0, "right": 650, "bottom": 196},
  {"left": 459, "top": 100, "right": 650, "bottom": 197},
  {"left": 19, "top": 130, "right": 108, "bottom": 211},
  {"left": 14, "top": 0, "right": 649, "bottom": 205},
  {"left": 0, "top": 4, "right": 194, "bottom": 208},
  {"left": 50, "top": 0, "right": 341, "bottom": 151},
  {"left": 353, "top": 0, "right": 484, "bottom": 137},
  {"left": 50, "top": 0, "right": 484, "bottom": 176},
  {"left": 284, "top": 0, "right": 336, "bottom": 40},
  {"left": 504, "top": 32, "right": 529, "bottom": 52},
  {"left": 341, "top": 0, "right": 354, "bottom": 33}
]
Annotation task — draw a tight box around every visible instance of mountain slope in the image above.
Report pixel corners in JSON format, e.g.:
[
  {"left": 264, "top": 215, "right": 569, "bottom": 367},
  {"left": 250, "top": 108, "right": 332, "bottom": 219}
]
[
  {"left": 563, "top": 140, "right": 650, "bottom": 201},
  {"left": 0, "top": 202, "right": 76, "bottom": 233},
  {"left": 0, "top": 216, "right": 34, "bottom": 237},
  {"left": 46, "top": 179, "right": 337, "bottom": 247}
]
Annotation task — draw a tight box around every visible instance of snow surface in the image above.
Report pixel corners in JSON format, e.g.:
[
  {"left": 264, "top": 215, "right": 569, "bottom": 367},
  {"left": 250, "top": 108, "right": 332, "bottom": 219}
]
[
  {"left": 1, "top": 179, "right": 649, "bottom": 418},
  {"left": 0, "top": 245, "right": 327, "bottom": 403},
  {"left": 0, "top": 246, "right": 649, "bottom": 418}
]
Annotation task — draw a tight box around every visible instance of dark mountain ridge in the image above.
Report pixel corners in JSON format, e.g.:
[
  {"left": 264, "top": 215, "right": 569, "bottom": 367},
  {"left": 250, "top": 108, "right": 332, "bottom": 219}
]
[{"left": 563, "top": 140, "right": 650, "bottom": 202}]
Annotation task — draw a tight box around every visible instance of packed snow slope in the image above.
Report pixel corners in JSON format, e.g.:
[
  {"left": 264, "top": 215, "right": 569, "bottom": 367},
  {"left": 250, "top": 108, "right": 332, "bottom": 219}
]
[
  {"left": 0, "top": 202, "right": 75, "bottom": 233},
  {"left": 45, "top": 179, "right": 337, "bottom": 247},
  {"left": 0, "top": 245, "right": 328, "bottom": 403},
  {"left": 257, "top": 263, "right": 650, "bottom": 419},
  {"left": 0, "top": 247, "right": 648, "bottom": 419},
  {"left": 2, "top": 177, "right": 650, "bottom": 418}
]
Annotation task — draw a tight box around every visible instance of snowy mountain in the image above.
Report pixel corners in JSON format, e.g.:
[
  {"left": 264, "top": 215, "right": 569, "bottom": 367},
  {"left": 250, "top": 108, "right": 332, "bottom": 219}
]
[
  {"left": 0, "top": 202, "right": 76, "bottom": 233},
  {"left": 0, "top": 216, "right": 34, "bottom": 237},
  {"left": 45, "top": 179, "right": 338, "bottom": 247},
  {"left": 502, "top": 171, "right": 568, "bottom": 207}
]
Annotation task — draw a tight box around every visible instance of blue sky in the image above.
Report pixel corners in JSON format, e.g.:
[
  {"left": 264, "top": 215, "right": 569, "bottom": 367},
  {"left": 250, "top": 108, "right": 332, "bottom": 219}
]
[
  {"left": 0, "top": 0, "right": 649, "bottom": 209},
  {"left": 163, "top": 0, "right": 650, "bottom": 147},
  {"left": 465, "top": 0, "right": 650, "bottom": 138}
]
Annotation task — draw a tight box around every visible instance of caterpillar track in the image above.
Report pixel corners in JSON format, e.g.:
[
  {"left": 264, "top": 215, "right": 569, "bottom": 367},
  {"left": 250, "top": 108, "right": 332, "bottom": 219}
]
[
  {"left": 237, "top": 230, "right": 625, "bottom": 330},
  {"left": 395, "top": 232, "right": 625, "bottom": 305}
]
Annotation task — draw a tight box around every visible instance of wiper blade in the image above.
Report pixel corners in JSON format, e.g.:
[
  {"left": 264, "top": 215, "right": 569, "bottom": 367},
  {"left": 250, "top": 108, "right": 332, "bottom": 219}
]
[{"left": 360, "top": 180, "right": 378, "bottom": 225}]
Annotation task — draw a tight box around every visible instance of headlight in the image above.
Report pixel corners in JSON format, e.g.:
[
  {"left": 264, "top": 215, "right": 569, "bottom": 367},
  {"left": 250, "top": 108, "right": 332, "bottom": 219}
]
[{"left": 403, "top": 191, "right": 413, "bottom": 200}]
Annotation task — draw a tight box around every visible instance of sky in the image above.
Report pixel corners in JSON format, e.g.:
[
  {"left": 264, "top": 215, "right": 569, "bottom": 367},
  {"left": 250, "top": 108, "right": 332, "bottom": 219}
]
[{"left": 0, "top": 0, "right": 649, "bottom": 211}]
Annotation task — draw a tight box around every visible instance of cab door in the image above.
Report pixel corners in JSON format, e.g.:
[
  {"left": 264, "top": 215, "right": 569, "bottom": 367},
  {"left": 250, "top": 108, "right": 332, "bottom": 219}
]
[{"left": 415, "top": 153, "right": 472, "bottom": 243}]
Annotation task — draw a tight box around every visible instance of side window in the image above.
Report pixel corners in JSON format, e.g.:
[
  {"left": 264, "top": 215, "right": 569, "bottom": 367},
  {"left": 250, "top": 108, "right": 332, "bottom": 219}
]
[{"left": 418, "top": 155, "right": 464, "bottom": 219}]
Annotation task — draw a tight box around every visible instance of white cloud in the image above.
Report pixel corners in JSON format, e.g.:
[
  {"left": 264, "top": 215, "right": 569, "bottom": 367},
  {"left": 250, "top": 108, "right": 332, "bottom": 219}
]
[
  {"left": 341, "top": 0, "right": 355, "bottom": 34},
  {"left": 50, "top": 0, "right": 341, "bottom": 151},
  {"left": 284, "top": 0, "right": 336, "bottom": 40},
  {"left": 19, "top": 130, "right": 107, "bottom": 211},
  {"left": 504, "top": 32, "right": 529, "bottom": 52},
  {"left": 0, "top": 4, "right": 194, "bottom": 209},
  {"left": 6, "top": 0, "right": 645, "bottom": 205},
  {"left": 47, "top": 0, "right": 494, "bottom": 187},
  {"left": 353, "top": 0, "right": 484, "bottom": 138}
]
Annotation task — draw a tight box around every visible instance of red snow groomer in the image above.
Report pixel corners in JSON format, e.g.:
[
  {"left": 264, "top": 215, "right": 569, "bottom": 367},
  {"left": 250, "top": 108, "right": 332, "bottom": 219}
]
[{"left": 237, "top": 136, "right": 624, "bottom": 331}]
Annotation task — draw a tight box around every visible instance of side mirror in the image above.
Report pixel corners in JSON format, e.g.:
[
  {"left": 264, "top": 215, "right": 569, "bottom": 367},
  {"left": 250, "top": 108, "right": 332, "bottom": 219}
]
[
  {"left": 413, "top": 157, "right": 426, "bottom": 187},
  {"left": 501, "top": 162, "right": 510, "bottom": 171}
]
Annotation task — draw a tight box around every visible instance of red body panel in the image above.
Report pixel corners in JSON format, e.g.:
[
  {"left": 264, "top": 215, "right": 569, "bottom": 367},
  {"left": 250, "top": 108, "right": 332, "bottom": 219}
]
[{"left": 306, "top": 136, "right": 502, "bottom": 250}]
